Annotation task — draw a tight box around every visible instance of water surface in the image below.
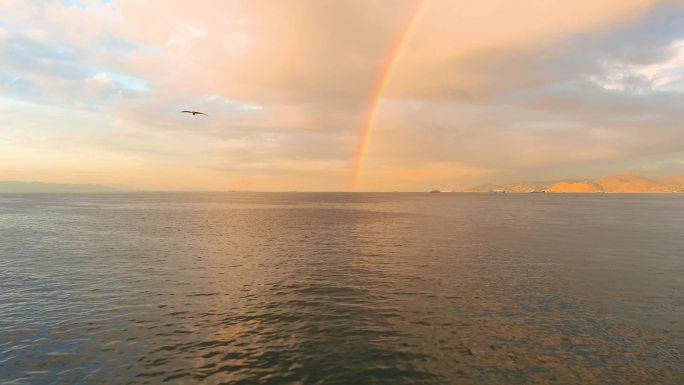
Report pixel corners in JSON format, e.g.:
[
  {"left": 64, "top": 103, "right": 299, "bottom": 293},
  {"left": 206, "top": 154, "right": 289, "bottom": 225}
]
[{"left": 1, "top": 193, "right": 682, "bottom": 384}]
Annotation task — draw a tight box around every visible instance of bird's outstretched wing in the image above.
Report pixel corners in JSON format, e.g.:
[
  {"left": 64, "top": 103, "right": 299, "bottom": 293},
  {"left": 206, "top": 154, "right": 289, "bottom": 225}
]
[
  {"left": 196, "top": 112, "right": 209, "bottom": 116},
  {"left": 180, "top": 111, "right": 193, "bottom": 114}
]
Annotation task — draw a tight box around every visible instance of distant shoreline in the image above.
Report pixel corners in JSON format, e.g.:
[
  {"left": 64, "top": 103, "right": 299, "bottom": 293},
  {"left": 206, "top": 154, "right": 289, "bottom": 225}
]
[
  {"left": 3, "top": 170, "right": 684, "bottom": 193},
  {"left": 2, "top": 190, "right": 684, "bottom": 195}
]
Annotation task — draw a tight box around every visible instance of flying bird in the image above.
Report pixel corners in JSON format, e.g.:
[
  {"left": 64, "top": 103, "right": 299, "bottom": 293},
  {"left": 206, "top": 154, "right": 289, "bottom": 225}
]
[{"left": 180, "top": 110, "right": 209, "bottom": 116}]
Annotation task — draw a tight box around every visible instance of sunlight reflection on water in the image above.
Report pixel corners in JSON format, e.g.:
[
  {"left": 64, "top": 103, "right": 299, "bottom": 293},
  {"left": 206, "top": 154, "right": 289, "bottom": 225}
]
[{"left": 1, "top": 192, "right": 683, "bottom": 384}]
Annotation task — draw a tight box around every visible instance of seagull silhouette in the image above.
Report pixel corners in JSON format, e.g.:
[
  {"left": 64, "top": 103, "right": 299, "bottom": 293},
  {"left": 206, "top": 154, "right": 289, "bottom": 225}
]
[{"left": 181, "top": 110, "right": 209, "bottom": 116}]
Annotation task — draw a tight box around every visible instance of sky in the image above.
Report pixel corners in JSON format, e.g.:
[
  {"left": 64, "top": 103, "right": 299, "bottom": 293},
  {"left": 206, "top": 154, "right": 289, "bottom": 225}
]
[{"left": 1, "top": 0, "right": 684, "bottom": 191}]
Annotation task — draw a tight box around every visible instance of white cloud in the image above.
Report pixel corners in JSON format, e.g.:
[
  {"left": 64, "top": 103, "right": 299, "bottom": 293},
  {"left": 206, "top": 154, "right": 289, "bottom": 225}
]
[{"left": 592, "top": 39, "right": 684, "bottom": 93}]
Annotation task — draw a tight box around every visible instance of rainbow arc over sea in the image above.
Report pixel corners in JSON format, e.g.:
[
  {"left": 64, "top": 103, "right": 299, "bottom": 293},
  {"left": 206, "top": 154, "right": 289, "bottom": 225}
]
[{"left": 349, "top": 0, "right": 426, "bottom": 191}]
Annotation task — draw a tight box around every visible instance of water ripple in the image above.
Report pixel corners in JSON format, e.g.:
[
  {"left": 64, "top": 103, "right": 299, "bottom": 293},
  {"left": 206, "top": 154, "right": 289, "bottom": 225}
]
[{"left": 1, "top": 193, "right": 683, "bottom": 384}]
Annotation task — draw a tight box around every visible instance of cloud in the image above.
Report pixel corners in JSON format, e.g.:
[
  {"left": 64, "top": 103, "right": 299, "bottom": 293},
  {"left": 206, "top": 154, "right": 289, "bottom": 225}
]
[
  {"left": 591, "top": 40, "right": 684, "bottom": 93},
  {"left": 0, "top": 1, "right": 149, "bottom": 108},
  {"left": 1, "top": 0, "right": 684, "bottom": 190},
  {"left": 385, "top": 0, "right": 663, "bottom": 99}
]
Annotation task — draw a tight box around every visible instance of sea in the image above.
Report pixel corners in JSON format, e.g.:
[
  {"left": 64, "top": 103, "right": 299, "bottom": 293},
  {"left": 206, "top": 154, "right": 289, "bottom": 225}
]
[{"left": 1, "top": 192, "right": 682, "bottom": 384}]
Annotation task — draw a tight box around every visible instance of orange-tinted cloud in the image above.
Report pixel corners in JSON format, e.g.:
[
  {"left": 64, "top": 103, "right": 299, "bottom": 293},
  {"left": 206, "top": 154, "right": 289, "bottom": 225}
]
[{"left": 1, "top": 0, "right": 683, "bottom": 190}]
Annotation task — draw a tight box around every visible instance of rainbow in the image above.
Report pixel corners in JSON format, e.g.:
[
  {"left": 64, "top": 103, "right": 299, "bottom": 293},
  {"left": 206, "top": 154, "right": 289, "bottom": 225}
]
[{"left": 350, "top": 0, "right": 426, "bottom": 191}]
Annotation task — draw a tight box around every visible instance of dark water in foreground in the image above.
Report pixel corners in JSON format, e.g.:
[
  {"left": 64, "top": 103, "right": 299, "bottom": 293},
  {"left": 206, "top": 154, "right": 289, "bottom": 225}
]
[{"left": 1, "top": 193, "right": 683, "bottom": 384}]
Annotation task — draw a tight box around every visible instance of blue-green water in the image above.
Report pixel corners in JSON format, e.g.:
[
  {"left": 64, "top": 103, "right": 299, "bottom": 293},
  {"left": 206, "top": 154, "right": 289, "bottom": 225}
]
[{"left": 1, "top": 193, "right": 682, "bottom": 384}]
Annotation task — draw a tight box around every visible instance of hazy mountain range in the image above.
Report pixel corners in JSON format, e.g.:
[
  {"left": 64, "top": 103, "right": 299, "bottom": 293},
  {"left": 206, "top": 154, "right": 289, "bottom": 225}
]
[
  {"left": 462, "top": 172, "right": 684, "bottom": 193},
  {"left": 0, "top": 182, "right": 118, "bottom": 193},
  {"left": 3, "top": 172, "right": 684, "bottom": 193}
]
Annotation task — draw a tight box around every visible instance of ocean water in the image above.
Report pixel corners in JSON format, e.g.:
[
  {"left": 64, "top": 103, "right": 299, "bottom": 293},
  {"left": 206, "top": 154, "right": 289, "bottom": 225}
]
[{"left": 0, "top": 192, "right": 682, "bottom": 384}]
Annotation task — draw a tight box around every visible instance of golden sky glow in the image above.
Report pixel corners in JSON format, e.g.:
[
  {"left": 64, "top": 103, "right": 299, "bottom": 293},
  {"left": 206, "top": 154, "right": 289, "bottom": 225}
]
[{"left": 1, "top": 0, "right": 684, "bottom": 191}]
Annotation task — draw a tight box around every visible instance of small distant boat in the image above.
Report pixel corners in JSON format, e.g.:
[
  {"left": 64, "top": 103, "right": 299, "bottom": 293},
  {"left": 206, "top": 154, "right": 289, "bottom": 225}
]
[
  {"left": 430, "top": 190, "right": 441, "bottom": 193},
  {"left": 530, "top": 190, "right": 546, "bottom": 193},
  {"left": 491, "top": 189, "right": 506, "bottom": 193}
]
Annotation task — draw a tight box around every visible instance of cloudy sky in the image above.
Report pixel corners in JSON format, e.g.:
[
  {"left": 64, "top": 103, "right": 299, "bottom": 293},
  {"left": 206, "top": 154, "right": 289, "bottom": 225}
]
[{"left": 1, "top": 0, "right": 683, "bottom": 191}]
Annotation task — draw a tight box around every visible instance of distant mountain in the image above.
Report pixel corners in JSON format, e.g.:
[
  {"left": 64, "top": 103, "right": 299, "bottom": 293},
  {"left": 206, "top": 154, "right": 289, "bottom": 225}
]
[
  {"left": 464, "top": 181, "right": 553, "bottom": 193},
  {"left": 0, "top": 181, "right": 118, "bottom": 193},
  {"left": 657, "top": 175, "right": 684, "bottom": 193},
  {"left": 462, "top": 183, "right": 504, "bottom": 192},
  {"left": 595, "top": 171, "right": 669, "bottom": 193},
  {"left": 462, "top": 171, "right": 684, "bottom": 193},
  {"left": 546, "top": 180, "right": 603, "bottom": 193}
]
